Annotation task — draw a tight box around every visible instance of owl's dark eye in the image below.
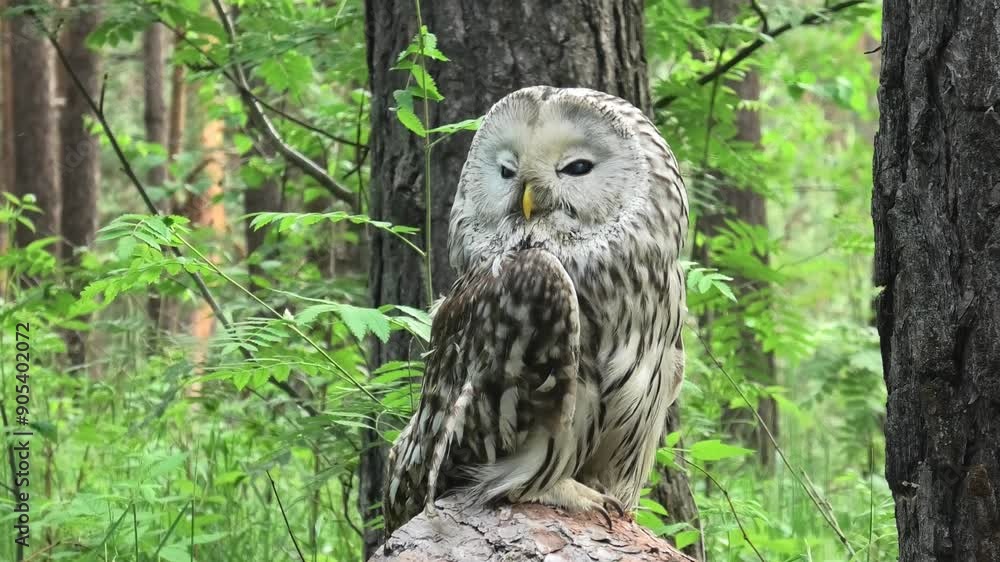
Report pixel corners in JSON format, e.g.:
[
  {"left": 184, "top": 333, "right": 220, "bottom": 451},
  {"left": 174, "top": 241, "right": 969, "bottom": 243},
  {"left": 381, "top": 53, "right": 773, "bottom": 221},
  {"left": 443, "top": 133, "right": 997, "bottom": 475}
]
[
  {"left": 500, "top": 166, "right": 516, "bottom": 179},
  {"left": 560, "top": 159, "right": 594, "bottom": 176}
]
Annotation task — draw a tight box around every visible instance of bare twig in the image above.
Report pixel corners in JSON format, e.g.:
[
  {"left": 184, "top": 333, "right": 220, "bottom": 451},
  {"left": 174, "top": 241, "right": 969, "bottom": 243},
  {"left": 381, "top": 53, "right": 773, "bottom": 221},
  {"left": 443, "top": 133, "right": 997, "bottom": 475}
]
[
  {"left": 38, "top": 14, "right": 322, "bottom": 418},
  {"left": 749, "top": 0, "right": 770, "bottom": 33},
  {"left": 694, "top": 330, "right": 856, "bottom": 556},
  {"left": 679, "top": 458, "right": 766, "bottom": 562},
  {"left": 267, "top": 470, "right": 308, "bottom": 562},
  {"left": 255, "top": 96, "right": 366, "bottom": 149},
  {"left": 655, "top": 0, "right": 871, "bottom": 109},
  {"left": 700, "top": 33, "right": 730, "bottom": 169}
]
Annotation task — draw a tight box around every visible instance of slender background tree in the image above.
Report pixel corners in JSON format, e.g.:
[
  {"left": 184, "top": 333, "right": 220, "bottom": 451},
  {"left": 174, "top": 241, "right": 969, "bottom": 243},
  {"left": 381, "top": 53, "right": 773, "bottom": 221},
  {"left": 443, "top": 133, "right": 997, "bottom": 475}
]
[{"left": 10, "top": 1, "right": 60, "bottom": 252}]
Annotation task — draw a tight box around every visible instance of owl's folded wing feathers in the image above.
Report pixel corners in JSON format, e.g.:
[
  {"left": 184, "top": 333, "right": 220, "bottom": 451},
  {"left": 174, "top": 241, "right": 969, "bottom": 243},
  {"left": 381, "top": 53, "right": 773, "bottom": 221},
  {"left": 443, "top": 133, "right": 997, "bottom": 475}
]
[{"left": 384, "top": 248, "right": 581, "bottom": 535}]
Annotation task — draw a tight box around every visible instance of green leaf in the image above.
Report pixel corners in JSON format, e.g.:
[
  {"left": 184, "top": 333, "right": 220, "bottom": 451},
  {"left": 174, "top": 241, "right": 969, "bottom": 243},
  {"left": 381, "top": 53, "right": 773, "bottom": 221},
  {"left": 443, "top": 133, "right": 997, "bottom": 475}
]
[
  {"left": 392, "top": 90, "right": 426, "bottom": 137},
  {"left": 396, "top": 25, "right": 450, "bottom": 62},
  {"left": 145, "top": 453, "right": 188, "bottom": 479},
  {"left": 427, "top": 117, "right": 483, "bottom": 135},
  {"left": 408, "top": 65, "right": 444, "bottom": 101},
  {"left": 336, "top": 304, "right": 392, "bottom": 343},
  {"left": 689, "top": 439, "right": 754, "bottom": 462},
  {"left": 674, "top": 529, "right": 701, "bottom": 549},
  {"left": 258, "top": 51, "right": 314, "bottom": 98}
]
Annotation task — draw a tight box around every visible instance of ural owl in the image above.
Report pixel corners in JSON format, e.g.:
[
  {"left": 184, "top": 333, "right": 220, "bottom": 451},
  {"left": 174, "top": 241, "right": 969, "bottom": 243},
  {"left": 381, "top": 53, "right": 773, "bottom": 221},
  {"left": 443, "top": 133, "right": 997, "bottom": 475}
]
[{"left": 384, "top": 86, "right": 688, "bottom": 536}]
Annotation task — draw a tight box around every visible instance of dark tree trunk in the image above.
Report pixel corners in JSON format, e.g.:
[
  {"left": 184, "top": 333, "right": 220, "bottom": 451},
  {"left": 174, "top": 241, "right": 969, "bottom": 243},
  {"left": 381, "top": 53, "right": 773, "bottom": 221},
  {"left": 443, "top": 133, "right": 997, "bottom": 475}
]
[
  {"left": 364, "top": 1, "right": 697, "bottom": 558},
  {"left": 873, "top": 1, "right": 1000, "bottom": 560},
  {"left": 243, "top": 145, "right": 282, "bottom": 287},
  {"left": 690, "top": 0, "right": 776, "bottom": 468},
  {"left": 10, "top": 2, "right": 60, "bottom": 252},
  {"left": 59, "top": 0, "right": 102, "bottom": 369}
]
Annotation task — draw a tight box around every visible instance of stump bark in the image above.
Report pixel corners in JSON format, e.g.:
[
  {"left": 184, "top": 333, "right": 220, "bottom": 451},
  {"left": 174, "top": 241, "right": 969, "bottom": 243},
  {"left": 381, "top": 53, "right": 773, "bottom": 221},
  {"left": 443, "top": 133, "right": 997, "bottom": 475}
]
[{"left": 371, "top": 496, "right": 694, "bottom": 562}]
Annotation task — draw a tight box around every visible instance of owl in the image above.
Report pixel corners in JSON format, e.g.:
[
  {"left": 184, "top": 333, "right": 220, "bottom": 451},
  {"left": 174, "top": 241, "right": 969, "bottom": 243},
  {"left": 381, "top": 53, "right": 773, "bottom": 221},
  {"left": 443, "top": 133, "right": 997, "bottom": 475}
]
[{"left": 383, "top": 86, "right": 688, "bottom": 537}]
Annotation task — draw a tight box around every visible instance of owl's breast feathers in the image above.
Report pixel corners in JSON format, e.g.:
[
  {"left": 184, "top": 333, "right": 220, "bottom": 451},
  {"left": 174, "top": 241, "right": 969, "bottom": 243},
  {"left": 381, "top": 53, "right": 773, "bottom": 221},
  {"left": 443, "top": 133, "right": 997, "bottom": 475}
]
[{"left": 384, "top": 248, "right": 582, "bottom": 536}]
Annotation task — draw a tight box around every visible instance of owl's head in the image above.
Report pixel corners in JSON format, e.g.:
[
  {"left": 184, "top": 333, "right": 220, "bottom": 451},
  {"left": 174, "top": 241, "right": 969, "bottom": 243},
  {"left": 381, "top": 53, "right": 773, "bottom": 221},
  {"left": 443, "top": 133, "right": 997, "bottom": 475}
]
[{"left": 449, "top": 86, "right": 683, "bottom": 272}]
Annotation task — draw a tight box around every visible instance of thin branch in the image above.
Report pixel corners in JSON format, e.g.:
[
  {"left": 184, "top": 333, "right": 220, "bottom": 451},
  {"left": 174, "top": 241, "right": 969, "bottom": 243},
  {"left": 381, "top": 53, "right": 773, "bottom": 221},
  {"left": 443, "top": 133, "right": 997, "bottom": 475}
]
[
  {"left": 655, "top": 0, "right": 870, "bottom": 109},
  {"left": 694, "top": 330, "right": 856, "bottom": 556},
  {"left": 39, "top": 14, "right": 322, "bottom": 418},
  {"left": 679, "top": 458, "right": 766, "bottom": 562},
  {"left": 414, "top": 0, "right": 434, "bottom": 305},
  {"left": 267, "top": 470, "right": 308, "bottom": 562},
  {"left": 749, "top": 0, "right": 770, "bottom": 34},
  {"left": 700, "top": 33, "right": 730, "bottom": 170},
  {"left": 255, "top": 96, "right": 366, "bottom": 149}
]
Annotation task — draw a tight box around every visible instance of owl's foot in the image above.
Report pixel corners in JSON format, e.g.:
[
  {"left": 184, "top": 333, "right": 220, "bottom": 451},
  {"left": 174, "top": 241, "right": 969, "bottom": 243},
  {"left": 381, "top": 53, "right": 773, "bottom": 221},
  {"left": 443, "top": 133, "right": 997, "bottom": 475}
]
[{"left": 519, "top": 478, "right": 625, "bottom": 529}]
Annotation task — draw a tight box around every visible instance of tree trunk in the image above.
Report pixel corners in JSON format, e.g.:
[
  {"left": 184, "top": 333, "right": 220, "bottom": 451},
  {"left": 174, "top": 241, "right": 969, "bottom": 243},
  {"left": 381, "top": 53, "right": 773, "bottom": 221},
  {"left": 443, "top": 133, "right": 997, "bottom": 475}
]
[
  {"left": 10, "top": 2, "right": 61, "bottom": 252},
  {"left": 364, "top": 1, "right": 697, "bottom": 558},
  {"left": 184, "top": 116, "right": 227, "bottom": 391},
  {"left": 143, "top": 22, "right": 168, "bottom": 347},
  {"left": 690, "top": 0, "right": 776, "bottom": 467},
  {"left": 0, "top": 0, "right": 15, "bottom": 257},
  {"left": 156, "top": 32, "right": 188, "bottom": 334},
  {"left": 144, "top": 23, "right": 168, "bottom": 191},
  {"left": 873, "top": 1, "right": 1000, "bottom": 560},
  {"left": 59, "top": 0, "right": 102, "bottom": 369}
]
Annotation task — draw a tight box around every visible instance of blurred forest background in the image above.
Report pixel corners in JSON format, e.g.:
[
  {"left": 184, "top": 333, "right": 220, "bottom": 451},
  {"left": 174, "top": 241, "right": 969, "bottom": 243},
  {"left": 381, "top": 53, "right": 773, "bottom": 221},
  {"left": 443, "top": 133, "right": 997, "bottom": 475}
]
[{"left": 0, "top": 0, "right": 892, "bottom": 560}]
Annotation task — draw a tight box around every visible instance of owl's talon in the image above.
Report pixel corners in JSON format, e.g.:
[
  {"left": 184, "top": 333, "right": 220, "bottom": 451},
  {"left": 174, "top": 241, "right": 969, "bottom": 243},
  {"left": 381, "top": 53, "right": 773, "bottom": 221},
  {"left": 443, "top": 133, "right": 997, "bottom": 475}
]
[
  {"left": 605, "top": 495, "right": 625, "bottom": 517},
  {"left": 595, "top": 505, "right": 613, "bottom": 529},
  {"left": 520, "top": 478, "right": 625, "bottom": 529}
]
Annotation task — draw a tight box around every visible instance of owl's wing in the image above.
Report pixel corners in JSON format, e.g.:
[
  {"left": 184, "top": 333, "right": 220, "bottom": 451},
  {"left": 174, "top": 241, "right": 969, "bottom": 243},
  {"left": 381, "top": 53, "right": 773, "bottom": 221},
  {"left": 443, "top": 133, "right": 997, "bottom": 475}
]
[{"left": 384, "top": 248, "right": 580, "bottom": 535}]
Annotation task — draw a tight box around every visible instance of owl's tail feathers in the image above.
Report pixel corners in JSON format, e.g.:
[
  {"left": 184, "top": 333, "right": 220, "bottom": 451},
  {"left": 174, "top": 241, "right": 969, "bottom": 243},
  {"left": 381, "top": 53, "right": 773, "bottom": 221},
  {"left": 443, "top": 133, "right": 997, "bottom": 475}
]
[
  {"left": 459, "top": 431, "right": 572, "bottom": 508},
  {"left": 425, "top": 379, "right": 476, "bottom": 519}
]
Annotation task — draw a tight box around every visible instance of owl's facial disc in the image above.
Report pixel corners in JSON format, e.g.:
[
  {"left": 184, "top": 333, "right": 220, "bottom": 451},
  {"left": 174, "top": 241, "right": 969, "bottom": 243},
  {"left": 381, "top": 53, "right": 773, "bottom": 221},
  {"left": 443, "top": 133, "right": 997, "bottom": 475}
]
[
  {"left": 452, "top": 88, "right": 651, "bottom": 267},
  {"left": 480, "top": 106, "right": 643, "bottom": 232}
]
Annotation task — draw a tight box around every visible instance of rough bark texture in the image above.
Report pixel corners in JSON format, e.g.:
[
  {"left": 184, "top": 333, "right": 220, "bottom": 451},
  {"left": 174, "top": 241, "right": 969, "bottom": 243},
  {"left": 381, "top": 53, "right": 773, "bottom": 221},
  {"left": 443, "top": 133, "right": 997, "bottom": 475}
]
[
  {"left": 59, "top": 0, "right": 102, "bottom": 369},
  {"left": 364, "top": 1, "right": 697, "bottom": 559},
  {"left": 873, "top": 1, "right": 1000, "bottom": 560},
  {"left": 370, "top": 496, "right": 694, "bottom": 562},
  {"left": 10, "top": 2, "right": 61, "bottom": 251},
  {"left": 689, "top": 0, "right": 776, "bottom": 468}
]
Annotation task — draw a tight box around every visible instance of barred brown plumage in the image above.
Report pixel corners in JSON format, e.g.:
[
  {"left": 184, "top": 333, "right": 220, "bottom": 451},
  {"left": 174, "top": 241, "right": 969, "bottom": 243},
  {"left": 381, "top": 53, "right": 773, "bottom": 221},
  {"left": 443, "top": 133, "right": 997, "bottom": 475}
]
[{"left": 384, "top": 86, "right": 688, "bottom": 538}]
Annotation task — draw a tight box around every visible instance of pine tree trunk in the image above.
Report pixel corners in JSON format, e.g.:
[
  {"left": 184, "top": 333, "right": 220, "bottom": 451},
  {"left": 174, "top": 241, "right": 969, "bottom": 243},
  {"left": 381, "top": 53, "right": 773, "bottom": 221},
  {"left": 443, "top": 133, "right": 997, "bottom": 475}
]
[
  {"left": 185, "top": 117, "right": 227, "bottom": 389},
  {"left": 0, "top": 0, "right": 15, "bottom": 257},
  {"left": 364, "top": 1, "right": 698, "bottom": 558},
  {"left": 10, "top": 2, "right": 60, "bottom": 252},
  {"left": 59, "top": 0, "right": 102, "bottom": 369},
  {"left": 143, "top": 23, "right": 168, "bottom": 347},
  {"left": 157, "top": 33, "right": 188, "bottom": 333},
  {"left": 873, "top": 1, "right": 1000, "bottom": 560}
]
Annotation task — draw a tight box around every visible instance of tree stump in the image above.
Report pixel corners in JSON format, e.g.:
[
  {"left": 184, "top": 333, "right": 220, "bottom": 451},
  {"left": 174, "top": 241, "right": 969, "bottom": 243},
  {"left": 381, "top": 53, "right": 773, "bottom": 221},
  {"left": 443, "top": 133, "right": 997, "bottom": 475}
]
[{"left": 371, "top": 496, "right": 694, "bottom": 561}]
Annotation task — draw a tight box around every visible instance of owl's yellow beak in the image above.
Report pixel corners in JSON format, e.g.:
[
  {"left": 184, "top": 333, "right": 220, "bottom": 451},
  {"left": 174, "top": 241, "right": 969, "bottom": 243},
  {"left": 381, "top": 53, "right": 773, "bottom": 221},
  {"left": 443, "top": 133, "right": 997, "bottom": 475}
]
[{"left": 522, "top": 183, "right": 535, "bottom": 220}]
